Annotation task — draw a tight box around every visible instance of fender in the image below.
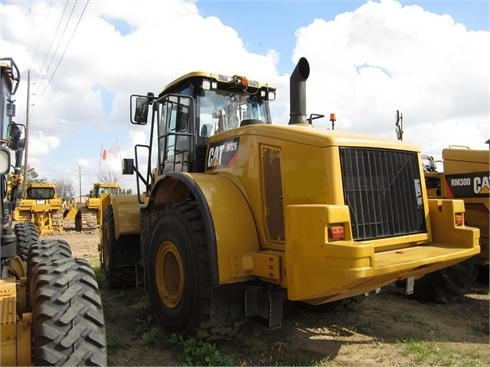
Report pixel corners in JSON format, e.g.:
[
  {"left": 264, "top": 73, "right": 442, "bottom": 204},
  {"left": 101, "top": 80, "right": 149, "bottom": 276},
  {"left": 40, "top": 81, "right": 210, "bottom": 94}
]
[
  {"left": 108, "top": 194, "right": 141, "bottom": 239},
  {"left": 145, "top": 172, "right": 260, "bottom": 286}
]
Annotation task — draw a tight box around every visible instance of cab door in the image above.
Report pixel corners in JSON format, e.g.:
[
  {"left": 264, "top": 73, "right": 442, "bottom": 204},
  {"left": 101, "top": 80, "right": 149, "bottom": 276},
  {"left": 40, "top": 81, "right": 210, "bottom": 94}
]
[{"left": 158, "top": 94, "right": 194, "bottom": 174}]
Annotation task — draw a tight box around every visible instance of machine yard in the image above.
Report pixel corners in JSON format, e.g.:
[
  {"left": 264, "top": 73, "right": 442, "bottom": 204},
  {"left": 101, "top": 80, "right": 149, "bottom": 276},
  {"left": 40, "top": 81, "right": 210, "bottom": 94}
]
[{"left": 44, "top": 230, "right": 489, "bottom": 366}]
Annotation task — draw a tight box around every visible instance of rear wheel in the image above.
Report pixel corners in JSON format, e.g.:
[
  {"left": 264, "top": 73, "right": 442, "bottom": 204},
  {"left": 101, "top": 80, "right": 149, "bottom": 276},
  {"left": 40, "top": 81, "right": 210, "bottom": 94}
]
[
  {"left": 414, "top": 258, "right": 478, "bottom": 303},
  {"left": 147, "top": 200, "right": 211, "bottom": 333},
  {"left": 30, "top": 255, "right": 107, "bottom": 366}
]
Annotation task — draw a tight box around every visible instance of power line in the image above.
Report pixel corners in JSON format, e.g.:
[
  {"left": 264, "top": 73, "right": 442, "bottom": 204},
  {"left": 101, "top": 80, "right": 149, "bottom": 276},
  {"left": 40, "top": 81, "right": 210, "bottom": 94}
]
[
  {"left": 31, "top": 0, "right": 55, "bottom": 66},
  {"left": 42, "top": 0, "right": 78, "bottom": 85},
  {"left": 36, "top": 0, "right": 70, "bottom": 80},
  {"left": 33, "top": 0, "right": 90, "bottom": 108}
]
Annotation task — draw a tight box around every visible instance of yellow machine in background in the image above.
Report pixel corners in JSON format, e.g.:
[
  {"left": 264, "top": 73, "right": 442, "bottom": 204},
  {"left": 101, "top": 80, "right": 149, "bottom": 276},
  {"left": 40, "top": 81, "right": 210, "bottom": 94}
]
[
  {"left": 64, "top": 182, "right": 119, "bottom": 231},
  {"left": 439, "top": 147, "right": 489, "bottom": 265},
  {"left": 100, "top": 57, "right": 479, "bottom": 336},
  {"left": 418, "top": 146, "right": 489, "bottom": 301},
  {"left": 13, "top": 182, "right": 63, "bottom": 234},
  {"left": 1, "top": 57, "right": 107, "bottom": 366}
]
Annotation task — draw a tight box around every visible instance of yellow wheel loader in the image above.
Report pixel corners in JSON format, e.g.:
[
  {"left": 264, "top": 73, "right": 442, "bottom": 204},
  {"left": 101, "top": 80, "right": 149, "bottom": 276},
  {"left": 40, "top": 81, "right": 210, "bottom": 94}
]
[
  {"left": 13, "top": 182, "right": 63, "bottom": 234},
  {"left": 64, "top": 182, "right": 119, "bottom": 231},
  {"left": 1, "top": 58, "right": 107, "bottom": 365},
  {"left": 100, "top": 57, "right": 480, "bottom": 336},
  {"left": 416, "top": 147, "right": 489, "bottom": 302}
]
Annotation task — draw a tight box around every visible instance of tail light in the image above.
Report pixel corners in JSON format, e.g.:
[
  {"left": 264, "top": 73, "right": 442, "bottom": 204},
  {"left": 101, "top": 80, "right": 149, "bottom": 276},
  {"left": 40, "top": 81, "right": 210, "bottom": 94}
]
[
  {"left": 328, "top": 224, "right": 345, "bottom": 241},
  {"left": 455, "top": 213, "right": 464, "bottom": 226}
]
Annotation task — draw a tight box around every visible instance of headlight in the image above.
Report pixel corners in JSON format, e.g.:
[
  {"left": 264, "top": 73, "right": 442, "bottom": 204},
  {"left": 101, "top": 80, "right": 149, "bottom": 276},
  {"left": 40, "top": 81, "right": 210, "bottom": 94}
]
[{"left": 0, "top": 147, "right": 11, "bottom": 174}]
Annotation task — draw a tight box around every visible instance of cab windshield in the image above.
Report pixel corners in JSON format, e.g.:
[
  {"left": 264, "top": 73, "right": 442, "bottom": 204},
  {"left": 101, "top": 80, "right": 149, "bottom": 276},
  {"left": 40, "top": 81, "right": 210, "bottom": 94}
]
[
  {"left": 27, "top": 187, "right": 55, "bottom": 200},
  {"left": 197, "top": 89, "right": 271, "bottom": 137},
  {"left": 97, "top": 187, "right": 119, "bottom": 196}
]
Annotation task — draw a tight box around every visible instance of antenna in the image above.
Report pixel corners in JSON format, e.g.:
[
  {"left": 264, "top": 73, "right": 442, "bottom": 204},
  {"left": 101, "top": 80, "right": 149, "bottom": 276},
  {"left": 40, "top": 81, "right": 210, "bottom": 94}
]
[{"left": 395, "top": 110, "right": 403, "bottom": 141}]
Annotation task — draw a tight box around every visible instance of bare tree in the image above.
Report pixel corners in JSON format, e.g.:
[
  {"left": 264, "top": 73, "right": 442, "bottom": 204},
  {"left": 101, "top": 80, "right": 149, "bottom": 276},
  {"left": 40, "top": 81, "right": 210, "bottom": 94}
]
[
  {"left": 22, "top": 165, "right": 45, "bottom": 183},
  {"left": 53, "top": 179, "right": 75, "bottom": 201},
  {"left": 100, "top": 169, "right": 120, "bottom": 184}
]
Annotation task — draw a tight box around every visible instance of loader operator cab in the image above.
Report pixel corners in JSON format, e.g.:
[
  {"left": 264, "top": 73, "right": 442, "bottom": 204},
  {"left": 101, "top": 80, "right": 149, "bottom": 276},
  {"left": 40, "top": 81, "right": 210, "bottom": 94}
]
[
  {"left": 128, "top": 72, "right": 275, "bottom": 195},
  {"left": 93, "top": 183, "right": 120, "bottom": 197}
]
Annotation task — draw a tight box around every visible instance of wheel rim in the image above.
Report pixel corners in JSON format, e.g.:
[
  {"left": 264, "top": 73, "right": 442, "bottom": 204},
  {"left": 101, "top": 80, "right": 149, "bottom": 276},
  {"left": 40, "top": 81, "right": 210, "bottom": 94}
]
[{"left": 155, "top": 241, "right": 185, "bottom": 309}]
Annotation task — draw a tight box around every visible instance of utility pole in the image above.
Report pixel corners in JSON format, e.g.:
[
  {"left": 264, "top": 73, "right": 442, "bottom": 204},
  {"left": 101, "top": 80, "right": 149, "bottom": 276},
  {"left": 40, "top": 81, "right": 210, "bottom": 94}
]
[
  {"left": 22, "top": 69, "right": 30, "bottom": 197},
  {"left": 79, "top": 166, "right": 82, "bottom": 203}
]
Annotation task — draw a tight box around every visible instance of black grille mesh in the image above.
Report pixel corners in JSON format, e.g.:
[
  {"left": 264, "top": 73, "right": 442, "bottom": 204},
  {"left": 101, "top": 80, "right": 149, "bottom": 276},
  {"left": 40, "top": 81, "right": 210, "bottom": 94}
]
[{"left": 340, "top": 147, "right": 426, "bottom": 241}]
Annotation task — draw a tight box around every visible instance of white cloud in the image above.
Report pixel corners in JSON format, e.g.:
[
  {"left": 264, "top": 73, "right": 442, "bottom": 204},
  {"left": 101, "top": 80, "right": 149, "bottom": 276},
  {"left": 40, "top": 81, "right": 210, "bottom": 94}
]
[
  {"left": 2, "top": 0, "right": 488, "bottom": 195},
  {"left": 2, "top": 0, "right": 280, "bottom": 193},
  {"left": 28, "top": 131, "right": 60, "bottom": 156},
  {"left": 292, "top": 0, "right": 489, "bottom": 156}
]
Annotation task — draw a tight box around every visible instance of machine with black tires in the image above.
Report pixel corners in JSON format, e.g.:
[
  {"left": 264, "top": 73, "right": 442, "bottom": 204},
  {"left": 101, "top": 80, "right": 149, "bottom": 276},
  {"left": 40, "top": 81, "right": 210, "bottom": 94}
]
[
  {"left": 100, "top": 57, "right": 480, "bottom": 337},
  {"left": 1, "top": 57, "right": 107, "bottom": 365},
  {"left": 64, "top": 182, "right": 120, "bottom": 231},
  {"left": 13, "top": 182, "right": 63, "bottom": 234},
  {"left": 415, "top": 147, "right": 489, "bottom": 302}
]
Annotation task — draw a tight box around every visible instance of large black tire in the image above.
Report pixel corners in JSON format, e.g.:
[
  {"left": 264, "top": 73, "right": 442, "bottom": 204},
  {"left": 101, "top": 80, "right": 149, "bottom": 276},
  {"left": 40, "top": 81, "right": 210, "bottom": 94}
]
[
  {"left": 14, "top": 221, "right": 39, "bottom": 261},
  {"left": 147, "top": 200, "right": 212, "bottom": 333},
  {"left": 476, "top": 264, "right": 489, "bottom": 284},
  {"left": 413, "top": 258, "right": 478, "bottom": 303},
  {"left": 28, "top": 239, "right": 72, "bottom": 279},
  {"left": 140, "top": 209, "right": 150, "bottom": 288},
  {"left": 101, "top": 205, "right": 137, "bottom": 288},
  {"left": 30, "top": 255, "right": 107, "bottom": 366}
]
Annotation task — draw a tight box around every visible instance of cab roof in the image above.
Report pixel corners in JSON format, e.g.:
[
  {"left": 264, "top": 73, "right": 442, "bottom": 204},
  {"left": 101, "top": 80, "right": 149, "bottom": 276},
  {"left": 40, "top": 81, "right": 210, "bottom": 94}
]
[{"left": 160, "top": 71, "right": 276, "bottom": 96}]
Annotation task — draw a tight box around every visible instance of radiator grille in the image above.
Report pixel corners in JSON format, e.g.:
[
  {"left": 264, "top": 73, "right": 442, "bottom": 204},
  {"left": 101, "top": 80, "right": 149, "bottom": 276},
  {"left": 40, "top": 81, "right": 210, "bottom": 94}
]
[{"left": 340, "top": 147, "right": 426, "bottom": 241}]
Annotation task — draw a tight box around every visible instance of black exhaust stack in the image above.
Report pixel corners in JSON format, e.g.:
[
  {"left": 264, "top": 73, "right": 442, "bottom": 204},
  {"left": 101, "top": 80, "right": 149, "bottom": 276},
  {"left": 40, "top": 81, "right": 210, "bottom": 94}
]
[{"left": 288, "top": 57, "right": 310, "bottom": 125}]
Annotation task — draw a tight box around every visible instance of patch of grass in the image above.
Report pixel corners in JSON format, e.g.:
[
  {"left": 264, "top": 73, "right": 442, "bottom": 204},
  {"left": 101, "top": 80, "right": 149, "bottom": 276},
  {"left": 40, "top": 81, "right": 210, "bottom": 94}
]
[
  {"left": 220, "top": 327, "right": 324, "bottom": 366},
  {"left": 107, "top": 335, "right": 129, "bottom": 352},
  {"left": 455, "top": 350, "right": 488, "bottom": 367},
  {"left": 141, "top": 327, "right": 163, "bottom": 346},
  {"left": 397, "top": 339, "right": 489, "bottom": 366},
  {"left": 92, "top": 263, "right": 105, "bottom": 287},
  {"left": 169, "top": 334, "right": 234, "bottom": 366},
  {"left": 400, "top": 339, "right": 440, "bottom": 363}
]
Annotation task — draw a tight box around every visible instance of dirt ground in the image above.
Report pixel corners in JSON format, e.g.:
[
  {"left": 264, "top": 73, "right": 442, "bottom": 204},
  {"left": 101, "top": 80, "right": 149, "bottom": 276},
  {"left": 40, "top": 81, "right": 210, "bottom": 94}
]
[{"left": 43, "top": 231, "right": 490, "bottom": 366}]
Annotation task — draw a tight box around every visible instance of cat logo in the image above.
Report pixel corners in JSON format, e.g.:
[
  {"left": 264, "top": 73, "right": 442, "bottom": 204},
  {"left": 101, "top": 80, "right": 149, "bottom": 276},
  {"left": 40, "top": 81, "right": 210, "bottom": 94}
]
[
  {"left": 474, "top": 175, "right": 490, "bottom": 195},
  {"left": 445, "top": 171, "right": 490, "bottom": 197},
  {"left": 206, "top": 137, "right": 240, "bottom": 170}
]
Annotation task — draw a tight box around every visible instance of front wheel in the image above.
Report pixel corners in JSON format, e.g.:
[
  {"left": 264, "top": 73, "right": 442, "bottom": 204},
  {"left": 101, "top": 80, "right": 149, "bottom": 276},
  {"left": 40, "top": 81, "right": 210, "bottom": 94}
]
[{"left": 147, "top": 201, "right": 211, "bottom": 333}]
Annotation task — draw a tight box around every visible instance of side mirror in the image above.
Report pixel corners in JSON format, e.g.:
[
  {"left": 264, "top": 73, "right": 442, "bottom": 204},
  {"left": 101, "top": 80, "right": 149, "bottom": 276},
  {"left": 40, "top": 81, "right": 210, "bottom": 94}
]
[
  {"left": 0, "top": 148, "right": 11, "bottom": 175},
  {"left": 130, "top": 95, "right": 152, "bottom": 125},
  {"left": 7, "top": 123, "right": 25, "bottom": 151},
  {"left": 122, "top": 158, "right": 135, "bottom": 175}
]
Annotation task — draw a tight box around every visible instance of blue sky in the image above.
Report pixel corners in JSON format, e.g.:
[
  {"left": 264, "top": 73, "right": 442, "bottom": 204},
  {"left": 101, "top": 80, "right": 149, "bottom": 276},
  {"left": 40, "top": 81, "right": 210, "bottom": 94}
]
[
  {"left": 198, "top": 0, "right": 490, "bottom": 73},
  {"left": 1, "top": 0, "right": 489, "bottom": 194}
]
